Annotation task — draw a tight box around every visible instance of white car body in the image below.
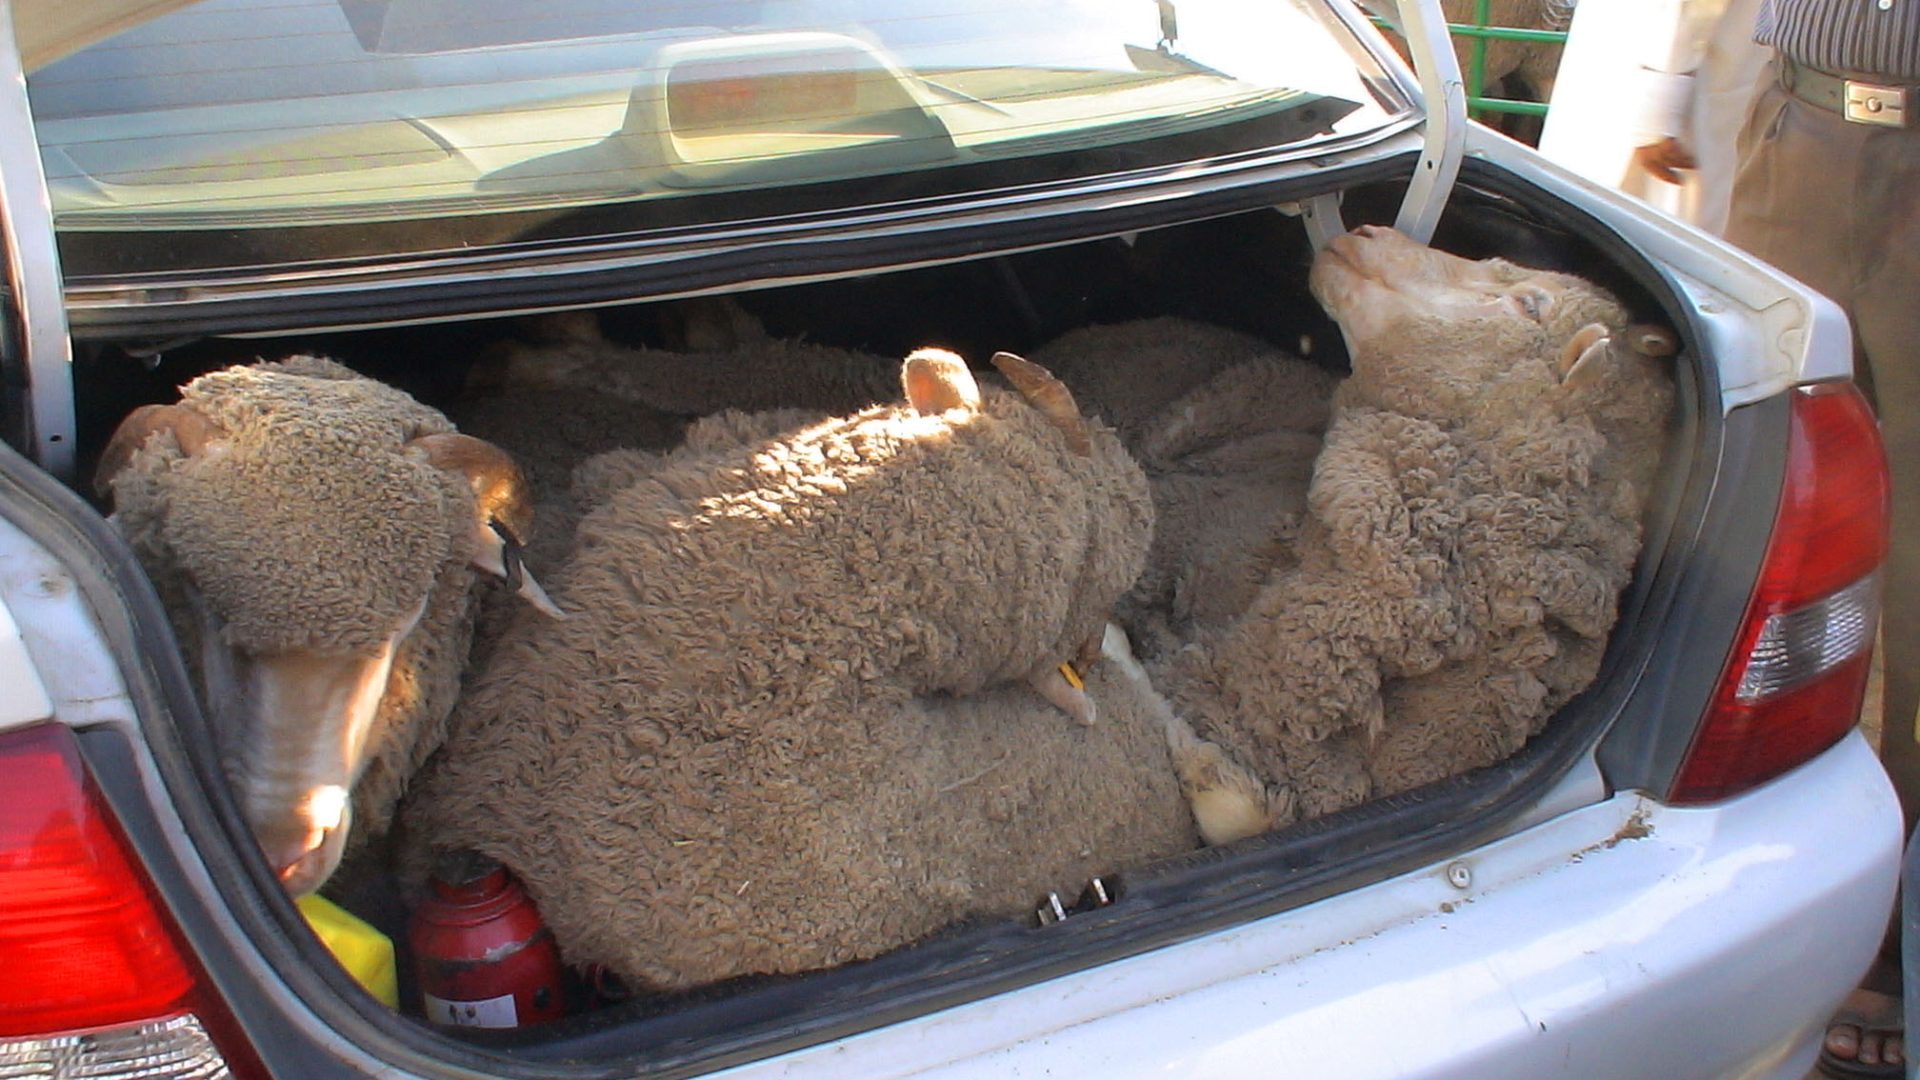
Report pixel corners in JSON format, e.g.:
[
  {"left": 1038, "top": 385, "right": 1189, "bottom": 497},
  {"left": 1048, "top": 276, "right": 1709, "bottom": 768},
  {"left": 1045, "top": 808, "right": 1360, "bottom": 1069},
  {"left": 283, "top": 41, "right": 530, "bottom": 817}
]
[{"left": 743, "top": 736, "right": 1896, "bottom": 1080}]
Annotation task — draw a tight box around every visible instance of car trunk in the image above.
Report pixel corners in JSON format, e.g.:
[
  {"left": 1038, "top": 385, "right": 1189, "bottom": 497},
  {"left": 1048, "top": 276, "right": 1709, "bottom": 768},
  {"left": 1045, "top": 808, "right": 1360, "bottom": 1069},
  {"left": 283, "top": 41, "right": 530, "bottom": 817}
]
[{"left": 50, "top": 161, "right": 1711, "bottom": 1074}]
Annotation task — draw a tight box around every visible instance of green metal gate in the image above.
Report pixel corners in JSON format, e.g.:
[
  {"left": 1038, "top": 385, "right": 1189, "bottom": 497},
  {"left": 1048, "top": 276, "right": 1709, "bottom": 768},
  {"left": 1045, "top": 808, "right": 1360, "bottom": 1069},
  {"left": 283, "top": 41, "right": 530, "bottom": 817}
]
[{"left": 1373, "top": 0, "right": 1571, "bottom": 121}]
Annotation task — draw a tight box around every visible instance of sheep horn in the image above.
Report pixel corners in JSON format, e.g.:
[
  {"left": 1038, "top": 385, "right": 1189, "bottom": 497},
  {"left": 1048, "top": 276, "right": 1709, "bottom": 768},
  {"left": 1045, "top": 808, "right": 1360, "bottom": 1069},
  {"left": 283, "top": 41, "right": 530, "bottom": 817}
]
[
  {"left": 93, "top": 403, "right": 228, "bottom": 499},
  {"left": 408, "top": 433, "right": 568, "bottom": 619},
  {"left": 990, "top": 351, "right": 1092, "bottom": 456}
]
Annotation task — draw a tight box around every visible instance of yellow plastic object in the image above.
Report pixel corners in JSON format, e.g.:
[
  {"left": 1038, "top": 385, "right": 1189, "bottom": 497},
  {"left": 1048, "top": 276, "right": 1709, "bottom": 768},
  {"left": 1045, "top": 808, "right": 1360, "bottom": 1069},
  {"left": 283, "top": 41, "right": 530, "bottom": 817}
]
[{"left": 296, "top": 894, "right": 399, "bottom": 1008}]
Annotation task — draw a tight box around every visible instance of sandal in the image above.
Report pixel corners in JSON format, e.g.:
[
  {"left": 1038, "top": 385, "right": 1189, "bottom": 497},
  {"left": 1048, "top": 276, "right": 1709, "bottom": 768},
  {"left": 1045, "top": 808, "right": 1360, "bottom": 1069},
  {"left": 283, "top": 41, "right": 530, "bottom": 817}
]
[{"left": 1819, "top": 988, "right": 1906, "bottom": 1079}]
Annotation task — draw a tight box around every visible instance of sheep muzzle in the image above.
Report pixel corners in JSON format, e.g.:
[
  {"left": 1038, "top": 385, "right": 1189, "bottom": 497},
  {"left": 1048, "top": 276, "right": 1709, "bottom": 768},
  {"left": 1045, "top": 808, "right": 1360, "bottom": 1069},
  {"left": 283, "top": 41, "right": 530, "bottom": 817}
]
[
  {"left": 211, "top": 612, "right": 415, "bottom": 896},
  {"left": 1310, "top": 226, "right": 1544, "bottom": 344}
]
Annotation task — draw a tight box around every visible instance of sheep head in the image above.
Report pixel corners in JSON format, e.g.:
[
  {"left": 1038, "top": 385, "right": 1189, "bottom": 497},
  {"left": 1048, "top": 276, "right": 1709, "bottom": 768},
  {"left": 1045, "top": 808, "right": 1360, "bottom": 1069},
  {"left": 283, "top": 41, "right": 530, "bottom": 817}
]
[
  {"left": 97, "top": 359, "right": 560, "bottom": 895},
  {"left": 1308, "top": 224, "right": 1648, "bottom": 424},
  {"left": 886, "top": 349, "right": 1143, "bottom": 724}
]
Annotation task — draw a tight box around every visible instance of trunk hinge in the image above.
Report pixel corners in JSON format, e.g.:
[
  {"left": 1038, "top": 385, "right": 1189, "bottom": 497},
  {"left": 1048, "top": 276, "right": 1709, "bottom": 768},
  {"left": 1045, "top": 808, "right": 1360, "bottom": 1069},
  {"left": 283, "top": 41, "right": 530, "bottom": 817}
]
[
  {"left": 0, "top": 0, "right": 75, "bottom": 481},
  {"left": 1381, "top": 0, "right": 1467, "bottom": 244}
]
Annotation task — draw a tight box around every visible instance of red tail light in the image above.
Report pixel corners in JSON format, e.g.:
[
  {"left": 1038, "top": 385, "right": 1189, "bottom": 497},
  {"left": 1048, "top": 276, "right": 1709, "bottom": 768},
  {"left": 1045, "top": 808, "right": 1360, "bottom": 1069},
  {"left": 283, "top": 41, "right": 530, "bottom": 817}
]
[
  {"left": 0, "top": 721, "right": 260, "bottom": 1075},
  {"left": 1669, "top": 382, "right": 1890, "bottom": 802}
]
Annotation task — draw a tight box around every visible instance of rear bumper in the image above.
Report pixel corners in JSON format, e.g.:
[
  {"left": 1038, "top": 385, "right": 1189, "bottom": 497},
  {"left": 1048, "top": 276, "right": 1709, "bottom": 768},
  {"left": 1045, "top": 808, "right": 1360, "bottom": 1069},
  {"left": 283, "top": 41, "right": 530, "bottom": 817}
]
[{"left": 735, "top": 732, "right": 1901, "bottom": 1080}]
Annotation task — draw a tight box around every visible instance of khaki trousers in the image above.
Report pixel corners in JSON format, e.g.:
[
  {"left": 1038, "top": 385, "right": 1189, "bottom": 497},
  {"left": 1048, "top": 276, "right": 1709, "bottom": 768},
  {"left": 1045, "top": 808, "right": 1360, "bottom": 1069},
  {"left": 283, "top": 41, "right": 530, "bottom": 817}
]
[{"left": 1725, "top": 67, "right": 1920, "bottom": 826}]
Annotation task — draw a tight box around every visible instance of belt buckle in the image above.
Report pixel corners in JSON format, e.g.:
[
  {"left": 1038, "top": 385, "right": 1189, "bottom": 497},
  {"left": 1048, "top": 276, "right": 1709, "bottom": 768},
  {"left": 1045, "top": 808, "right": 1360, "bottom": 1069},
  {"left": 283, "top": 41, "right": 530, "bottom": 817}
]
[{"left": 1844, "top": 79, "right": 1909, "bottom": 127}]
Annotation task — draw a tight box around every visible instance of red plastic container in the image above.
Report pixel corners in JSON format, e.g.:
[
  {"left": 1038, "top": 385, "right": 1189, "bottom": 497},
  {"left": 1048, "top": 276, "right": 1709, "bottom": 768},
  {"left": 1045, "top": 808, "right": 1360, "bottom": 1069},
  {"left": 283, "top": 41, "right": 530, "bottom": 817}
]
[{"left": 408, "top": 852, "right": 565, "bottom": 1029}]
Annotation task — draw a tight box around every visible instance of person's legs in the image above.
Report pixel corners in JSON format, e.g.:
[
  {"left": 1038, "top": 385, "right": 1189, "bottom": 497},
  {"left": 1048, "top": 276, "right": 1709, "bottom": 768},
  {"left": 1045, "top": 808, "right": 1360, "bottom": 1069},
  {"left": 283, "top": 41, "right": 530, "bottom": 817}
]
[
  {"left": 1835, "top": 118, "right": 1920, "bottom": 1075},
  {"left": 1724, "top": 80, "right": 1864, "bottom": 329},
  {"left": 1725, "top": 79, "right": 1920, "bottom": 811},
  {"left": 1849, "top": 117, "right": 1920, "bottom": 825},
  {"left": 1905, "top": 831, "right": 1920, "bottom": 1071},
  {"left": 1726, "top": 71, "right": 1920, "bottom": 1078},
  {"left": 1687, "top": 0, "right": 1772, "bottom": 235}
]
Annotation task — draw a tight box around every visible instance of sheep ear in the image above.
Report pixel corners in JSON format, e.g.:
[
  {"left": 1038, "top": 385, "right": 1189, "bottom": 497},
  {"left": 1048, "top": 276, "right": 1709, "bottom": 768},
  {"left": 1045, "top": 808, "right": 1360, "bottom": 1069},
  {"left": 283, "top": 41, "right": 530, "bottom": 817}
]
[
  {"left": 1626, "top": 323, "right": 1679, "bottom": 358},
  {"left": 1556, "top": 323, "right": 1613, "bottom": 389},
  {"left": 94, "top": 403, "right": 228, "bottom": 499},
  {"left": 901, "top": 348, "right": 982, "bottom": 415}
]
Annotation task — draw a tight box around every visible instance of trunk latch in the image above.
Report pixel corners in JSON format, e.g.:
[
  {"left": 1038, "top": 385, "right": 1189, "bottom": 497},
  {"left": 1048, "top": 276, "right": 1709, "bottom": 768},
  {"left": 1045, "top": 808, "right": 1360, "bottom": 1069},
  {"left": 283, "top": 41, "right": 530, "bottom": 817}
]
[{"left": 1036, "top": 877, "right": 1116, "bottom": 927}]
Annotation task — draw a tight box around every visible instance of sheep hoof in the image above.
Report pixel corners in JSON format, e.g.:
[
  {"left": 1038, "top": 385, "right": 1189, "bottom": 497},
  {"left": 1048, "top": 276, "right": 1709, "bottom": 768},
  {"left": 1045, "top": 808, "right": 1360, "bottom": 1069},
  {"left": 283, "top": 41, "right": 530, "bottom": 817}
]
[
  {"left": 1179, "top": 745, "right": 1280, "bottom": 845},
  {"left": 1189, "top": 783, "right": 1278, "bottom": 847},
  {"left": 1098, "top": 622, "right": 1148, "bottom": 684},
  {"left": 1161, "top": 711, "right": 1284, "bottom": 845},
  {"left": 1032, "top": 665, "right": 1097, "bottom": 725}
]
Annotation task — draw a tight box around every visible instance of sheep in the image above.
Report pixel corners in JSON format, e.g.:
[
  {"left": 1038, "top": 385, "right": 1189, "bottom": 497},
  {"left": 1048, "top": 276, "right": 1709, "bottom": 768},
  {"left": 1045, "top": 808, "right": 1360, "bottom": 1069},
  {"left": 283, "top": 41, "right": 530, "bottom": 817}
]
[
  {"left": 484, "top": 307, "right": 1314, "bottom": 456},
  {"left": 1027, "top": 318, "right": 1286, "bottom": 449},
  {"left": 399, "top": 349, "right": 1202, "bottom": 990},
  {"left": 1156, "top": 224, "right": 1675, "bottom": 838},
  {"left": 468, "top": 312, "right": 1333, "bottom": 621},
  {"left": 452, "top": 303, "right": 904, "bottom": 670},
  {"left": 1031, "top": 319, "right": 1340, "bottom": 660},
  {"left": 1364, "top": 0, "right": 1573, "bottom": 137},
  {"left": 1440, "top": 0, "right": 1573, "bottom": 103},
  {"left": 94, "top": 357, "right": 565, "bottom": 895},
  {"left": 465, "top": 305, "right": 902, "bottom": 419},
  {"left": 446, "top": 373, "right": 688, "bottom": 670}
]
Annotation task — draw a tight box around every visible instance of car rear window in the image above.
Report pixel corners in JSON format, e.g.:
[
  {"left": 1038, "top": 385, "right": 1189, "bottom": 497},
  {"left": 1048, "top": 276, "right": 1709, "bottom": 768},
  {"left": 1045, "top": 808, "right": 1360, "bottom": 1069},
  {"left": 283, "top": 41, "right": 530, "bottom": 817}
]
[{"left": 25, "top": 0, "right": 1408, "bottom": 279}]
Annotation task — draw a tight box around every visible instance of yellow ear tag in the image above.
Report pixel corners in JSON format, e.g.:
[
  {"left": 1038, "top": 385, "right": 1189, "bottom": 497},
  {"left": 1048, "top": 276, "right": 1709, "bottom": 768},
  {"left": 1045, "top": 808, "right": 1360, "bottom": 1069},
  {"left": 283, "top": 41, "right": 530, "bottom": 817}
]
[
  {"left": 297, "top": 893, "right": 399, "bottom": 1008},
  {"left": 1058, "top": 662, "right": 1085, "bottom": 691}
]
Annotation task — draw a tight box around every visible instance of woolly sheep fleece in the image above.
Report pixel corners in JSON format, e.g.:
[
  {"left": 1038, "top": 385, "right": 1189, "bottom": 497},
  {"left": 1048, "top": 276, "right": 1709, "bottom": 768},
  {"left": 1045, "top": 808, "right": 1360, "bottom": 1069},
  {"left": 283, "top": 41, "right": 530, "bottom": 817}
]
[
  {"left": 1154, "top": 225, "right": 1674, "bottom": 831},
  {"left": 402, "top": 352, "right": 1198, "bottom": 989},
  {"left": 1031, "top": 318, "right": 1339, "bottom": 657},
  {"left": 449, "top": 304, "right": 896, "bottom": 665},
  {"left": 467, "top": 311, "right": 1334, "bottom": 661},
  {"left": 101, "top": 358, "right": 488, "bottom": 866},
  {"left": 465, "top": 305, "right": 900, "bottom": 419}
]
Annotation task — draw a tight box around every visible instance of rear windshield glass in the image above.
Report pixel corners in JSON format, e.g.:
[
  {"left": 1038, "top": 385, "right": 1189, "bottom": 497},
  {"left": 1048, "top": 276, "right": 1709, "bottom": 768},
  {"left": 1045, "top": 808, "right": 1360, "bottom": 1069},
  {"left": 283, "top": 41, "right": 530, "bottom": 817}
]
[{"left": 27, "top": 0, "right": 1408, "bottom": 278}]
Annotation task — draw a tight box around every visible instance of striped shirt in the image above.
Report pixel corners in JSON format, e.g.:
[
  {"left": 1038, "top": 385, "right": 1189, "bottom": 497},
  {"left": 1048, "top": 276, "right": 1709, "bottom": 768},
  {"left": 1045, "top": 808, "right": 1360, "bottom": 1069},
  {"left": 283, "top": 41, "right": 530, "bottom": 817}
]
[{"left": 1756, "top": 0, "right": 1920, "bottom": 79}]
